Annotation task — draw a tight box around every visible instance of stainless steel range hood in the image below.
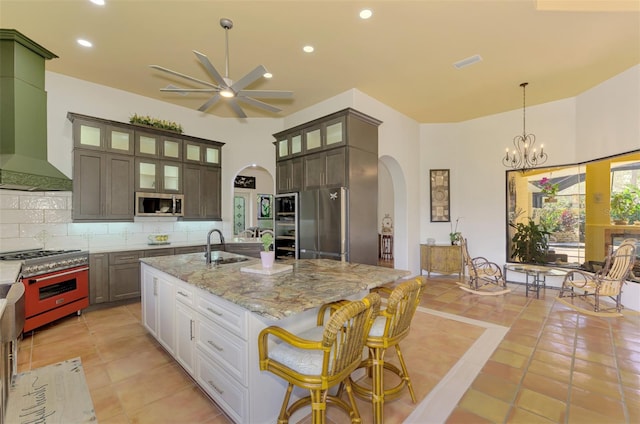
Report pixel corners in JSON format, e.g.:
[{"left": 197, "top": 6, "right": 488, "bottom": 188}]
[{"left": 0, "top": 29, "right": 72, "bottom": 191}]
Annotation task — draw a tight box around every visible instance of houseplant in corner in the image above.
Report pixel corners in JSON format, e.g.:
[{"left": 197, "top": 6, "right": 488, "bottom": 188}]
[
  {"left": 260, "top": 232, "right": 275, "bottom": 268},
  {"left": 509, "top": 218, "right": 550, "bottom": 264}
]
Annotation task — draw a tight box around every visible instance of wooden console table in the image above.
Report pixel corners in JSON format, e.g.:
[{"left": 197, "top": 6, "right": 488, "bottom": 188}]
[{"left": 420, "top": 244, "right": 463, "bottom": 278}]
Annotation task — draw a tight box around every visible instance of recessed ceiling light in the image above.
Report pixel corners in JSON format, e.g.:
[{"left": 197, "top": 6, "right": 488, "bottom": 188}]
[
  {"left": 77, "top": 39, "right": 93, "bottom": 48},
  {"left": 359, "top": 9, "right": 373, "bottom": 19},
  {"left": 90, "top": 0, "right": 105, "bottom": 5},
  {"left": 303, "top": 45, "right": 314, "bottom": 53},
  {"left": 263, "top": 72, "right": 273, "bottom": 79}
]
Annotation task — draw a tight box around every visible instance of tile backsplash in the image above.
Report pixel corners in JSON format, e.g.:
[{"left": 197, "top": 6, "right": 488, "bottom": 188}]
[{"left": 0, "top": 189, "right": 224, "bottom": 252}]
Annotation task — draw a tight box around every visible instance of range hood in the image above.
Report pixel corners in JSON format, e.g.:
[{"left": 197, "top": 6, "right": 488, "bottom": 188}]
[{"left": 0, "top": 29, "right": 72, "bottom": 191}]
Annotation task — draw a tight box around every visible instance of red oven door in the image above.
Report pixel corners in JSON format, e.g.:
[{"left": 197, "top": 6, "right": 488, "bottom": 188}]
[{"left": 22, "top": 266, "right": 89, "bottom": 332}]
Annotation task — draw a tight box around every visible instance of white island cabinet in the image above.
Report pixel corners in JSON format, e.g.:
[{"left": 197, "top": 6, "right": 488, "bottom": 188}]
[
  {"left": 140, "top": 253, "right": 410, "bottom": 423},
  {"left": 141, "top": 263, "right": 305, "bottom": 423}
]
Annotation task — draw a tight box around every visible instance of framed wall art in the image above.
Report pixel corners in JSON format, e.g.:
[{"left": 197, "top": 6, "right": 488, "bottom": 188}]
[
  {"left": 234, "top": 175, "right": 256, "bottom": 189},
  {"left": 258, "top": 194, "right": 273, "bottom": 219},
  {"left": 430, "top": 169, "right": 450, "bottom": 222}
]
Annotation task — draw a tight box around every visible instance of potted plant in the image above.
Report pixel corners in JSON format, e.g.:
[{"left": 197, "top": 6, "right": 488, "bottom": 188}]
[
  {"left": 509, "top": 218, "right": 550, "bottom": 264},
  {"left": 610, "top": 185, "right": 640, "bottom": 225},
  {"left": 449, "top": 217, "right": 461, "bottom": 245},
  {"left": 260, "top": 232, "right": 275, "bottom": 268},
  {"left": 539, "top": 177, "right": 559, "bottom": 202}
]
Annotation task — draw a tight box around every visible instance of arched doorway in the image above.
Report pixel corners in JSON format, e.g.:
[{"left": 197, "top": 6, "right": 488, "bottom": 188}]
[
  {"left": 378, "top": 155, "right": 408, "bottom": 270},
  {"left": 231, "top": 165, "right": 274, "bottom": 235}
]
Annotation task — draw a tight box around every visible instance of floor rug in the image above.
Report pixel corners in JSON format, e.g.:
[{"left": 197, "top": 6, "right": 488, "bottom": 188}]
[{"left": 5, "top": 357, "right": 96, "bottom": 424}]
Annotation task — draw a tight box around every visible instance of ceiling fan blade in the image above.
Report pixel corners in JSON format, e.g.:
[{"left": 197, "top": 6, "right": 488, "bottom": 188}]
[
  {"left": 150, "top": 65, "right": 219, "bottom": 89},
  {"left": 230, "top": 65, "right": 268, "bottom": 92},
  {"left": 237, "top": 96, "right": 282, "bottom": 113},
  {"left": 161, "top": 86, "right": 219, "bottom": 93},
  {"left": 193, "top": 50, "right": 227, "bottom": 87},
  {"left": 237, "top": 90, "right": 293, "bottom": 99},
  {"left": 198, "top": 93, "right": 222, "bottom": 112},
  {"left": 227, "top": 98, "right": 247, "bottom": 118}
]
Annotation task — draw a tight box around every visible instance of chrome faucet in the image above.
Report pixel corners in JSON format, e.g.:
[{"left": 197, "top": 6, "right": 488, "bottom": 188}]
[{"left": 206, "top": 228, "right": 225, "bottom": 264}]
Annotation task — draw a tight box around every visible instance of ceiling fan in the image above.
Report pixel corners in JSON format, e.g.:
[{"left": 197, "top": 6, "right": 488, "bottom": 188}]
[{"left": 150, "top": 18, "right": 293, "bottom": 118}]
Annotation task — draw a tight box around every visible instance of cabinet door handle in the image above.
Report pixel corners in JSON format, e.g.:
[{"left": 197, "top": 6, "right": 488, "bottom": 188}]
[
  {"left": 207, "top": 340, "right": 223, "bottom": 351},
  {"left": 177, "top": 291, "right": 189, "bottom": 298},
  {"left": 207, "top": 380, "right": 224, "bottom": 394},
  {"left": 153, "top": 278, "right": 158, "bottom": 296},
  {"left": 190, "top": 319, "right": 194, "bottom": 340},
  {"left": 206, "top": 307, "right": 223, "bottom": 316}
]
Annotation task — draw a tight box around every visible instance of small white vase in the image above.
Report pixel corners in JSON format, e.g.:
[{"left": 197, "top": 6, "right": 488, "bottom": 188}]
[{"left": 260, "top": 251, "right": 275, "bottom": 269}]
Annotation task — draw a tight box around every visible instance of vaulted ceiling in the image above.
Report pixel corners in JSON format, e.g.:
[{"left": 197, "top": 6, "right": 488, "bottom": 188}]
[{"left": 1, "top": 0, "right": 638, "bottom": 122}]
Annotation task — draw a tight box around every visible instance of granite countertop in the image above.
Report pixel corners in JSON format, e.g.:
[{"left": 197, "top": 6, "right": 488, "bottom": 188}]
[
  {"left": 141, "top": 252, "right": 411, "bottom": 321},
  {"left": 89, "top": 238, "right": 260, "bottom": 254}
]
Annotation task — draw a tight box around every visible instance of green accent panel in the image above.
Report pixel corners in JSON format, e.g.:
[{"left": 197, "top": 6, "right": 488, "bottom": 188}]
[
  {"left": 0, "top": 78, "right": 47, "bottom": 158},
  {"left": 0, "top": 168, "right": 71, "bottom": 191}
]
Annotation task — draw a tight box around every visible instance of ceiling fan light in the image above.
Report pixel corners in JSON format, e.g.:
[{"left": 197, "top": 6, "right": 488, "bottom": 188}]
[
  {"left": 220, "top": 89, "right": 235, "bottom": 98},
  {"left": 359, "top": 9, "right": 373, "bottom": 19}
]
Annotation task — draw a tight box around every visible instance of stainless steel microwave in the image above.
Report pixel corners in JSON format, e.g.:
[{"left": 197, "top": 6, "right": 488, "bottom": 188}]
[{"left": 135, "top": 192, "right": 184, "bottom": 216}]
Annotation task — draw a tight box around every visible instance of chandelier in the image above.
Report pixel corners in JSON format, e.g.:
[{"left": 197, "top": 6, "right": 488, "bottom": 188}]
[{"left": 502, "top": 82, "right": 547, "bottom": 172}]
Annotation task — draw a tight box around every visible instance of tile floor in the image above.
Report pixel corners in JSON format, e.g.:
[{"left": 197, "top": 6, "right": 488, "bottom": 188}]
[{"left": 15, "top": 276, "right": 640, "bottom": 424}]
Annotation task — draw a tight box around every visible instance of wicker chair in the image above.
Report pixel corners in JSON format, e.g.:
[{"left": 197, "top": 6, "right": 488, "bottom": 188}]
[
  {"left": 558, "top": 239, "right": 637, "bottom": 316},
  {"left": 350, "top": 277, "right": 425, "bottom": 424},
  {"left": 459, "top": 238, "right": 510, "bottom": 295},
  {"left": 258, "top": 293, "right": 381, "bottom": 424}
]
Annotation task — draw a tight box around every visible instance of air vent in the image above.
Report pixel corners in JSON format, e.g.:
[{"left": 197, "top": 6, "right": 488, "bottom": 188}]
[{"left": 453, "top": 54, "right": 483, "bottom": 70}]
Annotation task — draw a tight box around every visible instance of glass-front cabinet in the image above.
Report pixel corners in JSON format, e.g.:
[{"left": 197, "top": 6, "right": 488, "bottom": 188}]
[
  {"left": 302, "top": 115, "right": 345, "bottom": 153},
  {"left": 135, "top": 158, "right": 182, "bottom": 193},
  {"left": 135, "top": 132, "right": 182, "bottom": 161},
  {"left": 276, "top": 131, "right": 303, "bottom": 160},
  {"left": 184, "top": 141, "right": 220, "bottom": 166},
  {"left": 72, "top": 117, "right": 134, "bottom": 154}
]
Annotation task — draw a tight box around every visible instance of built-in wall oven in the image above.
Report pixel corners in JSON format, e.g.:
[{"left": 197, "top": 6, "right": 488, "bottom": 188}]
[{"left": 0, "top": 250, "right": 89, "bottom": 333}]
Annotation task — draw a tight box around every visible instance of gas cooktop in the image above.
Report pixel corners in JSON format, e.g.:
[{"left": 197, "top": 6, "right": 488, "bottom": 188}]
[
  {"left": 0, "top": 249, "right": 89, "bottom": 278},
  {"left": 0, "top": 249, "right": 83, "bottom": 261}
]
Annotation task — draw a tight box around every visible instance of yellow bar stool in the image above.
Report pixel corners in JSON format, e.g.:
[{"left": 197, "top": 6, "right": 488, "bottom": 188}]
[
  {"left": 351, "top": 277, "right": 425, "bottom": 424},
  {"left": 258, "top": 292, "right": 381, "bottom": 424}
]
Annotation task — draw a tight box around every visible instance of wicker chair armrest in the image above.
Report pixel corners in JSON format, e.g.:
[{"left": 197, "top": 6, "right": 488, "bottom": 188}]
[
  {"left": 258, "top": 325, "right": 324, "bottom": 368},
  {"left": 562, "top": 270, "right": 598, "bottom": 288},
  {"left": 473, "top": 259, "right": 502, "bottom": 273}
]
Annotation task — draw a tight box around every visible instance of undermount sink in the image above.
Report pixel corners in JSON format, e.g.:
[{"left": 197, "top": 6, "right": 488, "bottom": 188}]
[{"left": 212, "top": 257, "right": 250, "bottom": 265}]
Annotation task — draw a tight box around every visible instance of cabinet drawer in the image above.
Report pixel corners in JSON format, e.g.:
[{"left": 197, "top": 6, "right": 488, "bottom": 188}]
[
  {"left": 197, "top": 318, "right": 247, "bottom": 384},
  {"left": 109, "top": 251, "right": 142, "bottom": 264},
  {"left": 174, "top": 245, "right": 205, "bottom": 255},
  {"left": 174, "top": 281, "right": 195, "bottom": 306},
  {"left": 143, "top": 248, "right": 175, "bottom": 257},
  {"left": 196, "top": 350, "right": 246, "bottom": 423},
  {"left": 197, "top": 295, "right": 247, "bottom": 339}
]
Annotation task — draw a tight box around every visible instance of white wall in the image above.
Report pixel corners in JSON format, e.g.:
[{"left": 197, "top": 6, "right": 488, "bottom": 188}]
[
  {"left": 1, "top": 65, "right": 637, "bottom": 277},
  {"left": 575, "top": 66, "right": 640, "bottom": 161},
  {"left": 419, "top": 65, "right": 639, "bottom": 269}
]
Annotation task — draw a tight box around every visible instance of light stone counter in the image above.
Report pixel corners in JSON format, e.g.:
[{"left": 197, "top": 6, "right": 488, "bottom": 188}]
[
  {"left": 88, "top": 238, "right": 260, "bottom": 254},
  {"left": 140, "top": 252, "right": 411, "bottom": 320},
  {"left": 0, "top": 261, "right": 22, "bottom": 285}
]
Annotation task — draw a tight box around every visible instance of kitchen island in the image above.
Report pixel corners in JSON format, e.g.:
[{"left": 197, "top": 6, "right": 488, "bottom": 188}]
[{"left": 140, "top": 252, "right": 410, "bottom": 423}]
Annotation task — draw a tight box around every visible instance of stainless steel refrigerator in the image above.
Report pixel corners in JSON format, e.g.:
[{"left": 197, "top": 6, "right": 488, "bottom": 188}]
[{"left": 299, "top": 187, "right": 348, "bottom": 261}]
